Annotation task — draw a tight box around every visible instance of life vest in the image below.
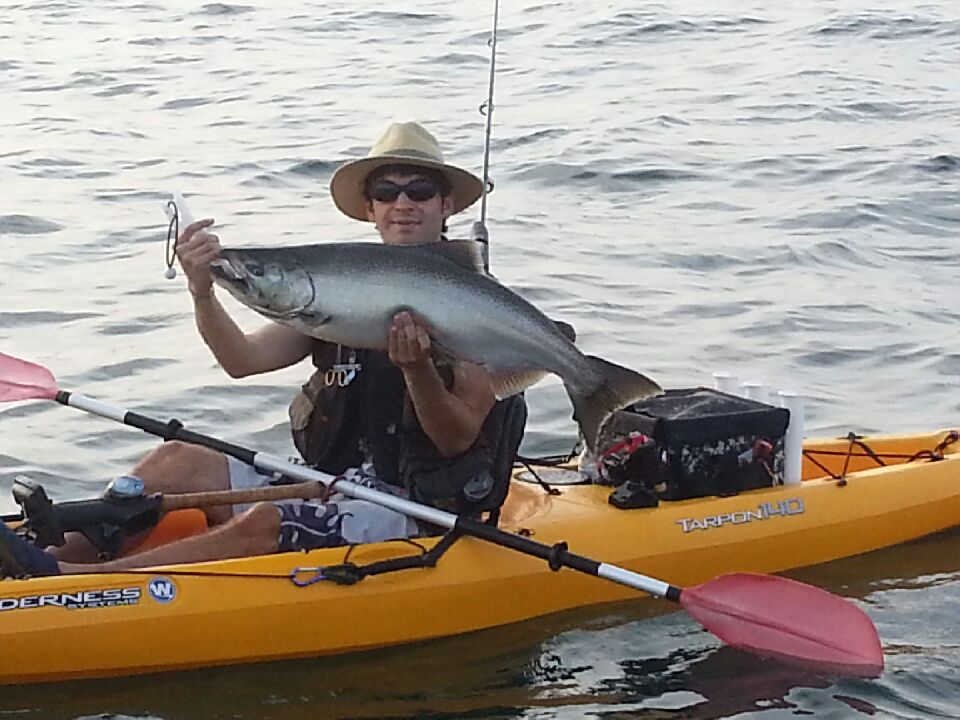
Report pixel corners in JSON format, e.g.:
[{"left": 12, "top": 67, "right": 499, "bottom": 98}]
[{"left": 289, "top": 341, "right": 526, "bottom": 517}]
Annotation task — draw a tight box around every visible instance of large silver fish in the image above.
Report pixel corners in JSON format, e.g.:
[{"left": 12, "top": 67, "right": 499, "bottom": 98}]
[{"left": 210, "top": 240, "right": 661, "bottom": 451}]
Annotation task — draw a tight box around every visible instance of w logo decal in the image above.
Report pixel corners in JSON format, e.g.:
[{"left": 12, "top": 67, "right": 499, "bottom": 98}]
[{"left": 147, "top": 577, "right": 177, "bottom": 604}]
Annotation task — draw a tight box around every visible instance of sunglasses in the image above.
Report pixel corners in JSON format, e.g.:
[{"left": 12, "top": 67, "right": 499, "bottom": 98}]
[{"left": 367, "top": 178, "right": 441, "bottom": 203}]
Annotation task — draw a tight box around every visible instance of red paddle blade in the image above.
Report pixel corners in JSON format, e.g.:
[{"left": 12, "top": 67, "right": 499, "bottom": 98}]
[
  {"left": 0, "top": 352, "right": 59, "bottom": 402},
  {"left": 681, "top": 572, "right": 883, "bottom": 678}
]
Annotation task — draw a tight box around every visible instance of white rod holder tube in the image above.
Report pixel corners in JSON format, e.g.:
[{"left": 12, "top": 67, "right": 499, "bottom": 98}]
[
  {"left": 778, "top": 390, "right": 805, "bottom": 485},
  {"left": 713, "top": 372, "right": 739, "bottom": 394},
  {"left": 742, "top": 381, "right": 769, "bottom": 404}
]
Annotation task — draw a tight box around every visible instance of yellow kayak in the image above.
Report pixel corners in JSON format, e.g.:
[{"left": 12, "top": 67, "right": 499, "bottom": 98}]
[{"left": 0, "top": 428, "right": 957, "bottom": 685}]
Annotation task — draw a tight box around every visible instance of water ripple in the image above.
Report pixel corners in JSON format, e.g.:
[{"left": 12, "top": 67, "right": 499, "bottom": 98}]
[
  {"left": 919, "top": 154, "right": 959, "bottom": 173},
  {"left": 0, "top": 214, "right": 63, "bottom": 235},
  {"left": 0, "top": 310, "right": 100, "bottom": 326},
  {"left": 197, "top": 3, "right": 254, "bottom": 16},
  {"left": 814, "top": 13, "right": 960, "bottom": 39}
]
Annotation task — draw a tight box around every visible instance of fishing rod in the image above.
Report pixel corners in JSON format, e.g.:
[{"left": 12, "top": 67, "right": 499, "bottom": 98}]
[{"left": 472, "top": 0, "right": 501, "bottom": 270}]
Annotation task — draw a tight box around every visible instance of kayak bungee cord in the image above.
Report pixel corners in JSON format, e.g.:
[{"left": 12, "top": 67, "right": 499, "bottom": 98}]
[
  {"left": 800, "top": 430, "right": 958, "bottom": 484},
  {"left": 0, "top": 351, "right": 884, "bottom": 677},
  {"left": 1, "top": 538, "right": 453, "bottom": 585}
]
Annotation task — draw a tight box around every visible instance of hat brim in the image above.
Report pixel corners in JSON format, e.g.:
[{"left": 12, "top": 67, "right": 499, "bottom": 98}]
[{"left": 330, "top": 154, "right": 484, "bottom": 222}]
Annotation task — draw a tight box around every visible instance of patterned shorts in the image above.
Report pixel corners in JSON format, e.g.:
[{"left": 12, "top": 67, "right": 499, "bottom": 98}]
[{"left": 226, "top": 457, "right": 419, "bottom": 551}]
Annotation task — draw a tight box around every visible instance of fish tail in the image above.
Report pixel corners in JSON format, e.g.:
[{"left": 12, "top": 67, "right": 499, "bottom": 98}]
[{"left": 567, "top": 356, "right": 662, "bottom": 452}]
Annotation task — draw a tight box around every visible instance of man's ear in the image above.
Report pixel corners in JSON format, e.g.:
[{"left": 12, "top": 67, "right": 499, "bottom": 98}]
[
  {"left": 441, "top": 194, "right": 454, "bottom": 218},
  {"left": 365, "top": 200, "right": 376, "bottom": 222}
]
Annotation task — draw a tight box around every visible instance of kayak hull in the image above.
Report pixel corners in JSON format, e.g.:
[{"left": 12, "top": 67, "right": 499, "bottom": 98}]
[{"left": 1, "top": 430, "right": 958, "bottom": 685}]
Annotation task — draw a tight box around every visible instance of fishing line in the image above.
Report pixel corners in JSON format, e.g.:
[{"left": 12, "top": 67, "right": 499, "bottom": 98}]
[
  {"left": 472, "top": 0, "right": 501, "bottom": 271},
  {"left": 478, "top": 0, "right": 500, "bottom": 225}
]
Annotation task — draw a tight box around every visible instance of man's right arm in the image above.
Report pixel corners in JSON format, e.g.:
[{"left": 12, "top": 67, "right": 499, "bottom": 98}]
[
  {"left": 178, "top": 219, "right": 314, "bottom": 378},
  {"left": 191, "top": 293, "right": 313, "bottom": 378}
]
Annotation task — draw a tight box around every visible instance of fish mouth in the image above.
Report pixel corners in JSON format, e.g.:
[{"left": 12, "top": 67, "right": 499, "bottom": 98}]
[
  {"left": 209, "top": 257, "right": 316, "bottom": 320},
  {"left": 209, "top": 258, "right": 243, "bottom": 283},
  {"left": 209, "top": 258, "right": 254, "bottom": 298}
]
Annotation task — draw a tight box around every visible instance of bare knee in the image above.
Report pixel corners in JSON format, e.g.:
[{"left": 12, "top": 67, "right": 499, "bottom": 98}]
[
  {"left": 131, "top": 441, "right": 229, "bottom": 495},
  {"left": 221, "top": 503, "right": 280, "bottom": 555},
  {"left": 137, "top": 440, "right": 214, "bottom": 471}
]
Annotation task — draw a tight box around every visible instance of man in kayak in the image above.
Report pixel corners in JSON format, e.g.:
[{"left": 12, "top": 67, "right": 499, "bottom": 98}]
[{"left": 0, "top": 122, "right": 526, "bottom": 577}]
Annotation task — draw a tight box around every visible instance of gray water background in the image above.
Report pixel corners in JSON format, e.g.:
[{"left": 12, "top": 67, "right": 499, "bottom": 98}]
[{"left": 1, "top": 0, "right": 959, "bottom": 716}]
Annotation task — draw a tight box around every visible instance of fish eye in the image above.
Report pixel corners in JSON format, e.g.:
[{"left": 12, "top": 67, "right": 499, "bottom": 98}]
[{"left": 244, "top": 261, "right": 264, "bottom": 277}]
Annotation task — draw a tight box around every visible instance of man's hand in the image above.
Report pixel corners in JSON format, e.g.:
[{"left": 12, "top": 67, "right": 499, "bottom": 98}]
[
  {"left": 176, "top": 218, "right": 221, "bottom": 299},
  {"left": 387, "top": 310, "right": 494, "bottom": 456},
  {"left": 388, "top": 311, "right": 433, "bottom": 370}
]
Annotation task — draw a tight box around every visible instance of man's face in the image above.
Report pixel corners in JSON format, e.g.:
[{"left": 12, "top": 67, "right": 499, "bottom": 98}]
[{"left": 365, "top": 169, "right": 453, "bottom": 246}]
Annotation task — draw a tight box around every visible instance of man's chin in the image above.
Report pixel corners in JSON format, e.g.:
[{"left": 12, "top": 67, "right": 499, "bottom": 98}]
[{"left": 384, "top": 227, "right": 436, "bottom": 246}]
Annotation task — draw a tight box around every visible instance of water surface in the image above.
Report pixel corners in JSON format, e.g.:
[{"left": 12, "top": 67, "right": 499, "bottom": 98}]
[{"left": 1, "top": 0, "right": 958, "bottom": 716}]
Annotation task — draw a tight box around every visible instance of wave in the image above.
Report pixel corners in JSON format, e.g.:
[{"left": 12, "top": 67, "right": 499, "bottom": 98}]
[{"left": 813, "top": 13, "right": 960, "bottom": 39}]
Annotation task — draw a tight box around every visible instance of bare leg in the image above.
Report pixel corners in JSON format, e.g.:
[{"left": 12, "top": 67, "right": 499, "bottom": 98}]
[
  {"left": 53, "top": 441, "right": 234, "bottom": 562},
  {"left": 131, "top": 441, "right": 234, "bottom": 523},
  {"left": 60, "top": 503, "right": 281, "bottom": 574}
]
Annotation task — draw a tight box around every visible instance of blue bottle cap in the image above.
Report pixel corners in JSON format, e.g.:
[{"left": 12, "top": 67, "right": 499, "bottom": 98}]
[{"left": 105, "top": 475, "right": 146, "bottom": 499}]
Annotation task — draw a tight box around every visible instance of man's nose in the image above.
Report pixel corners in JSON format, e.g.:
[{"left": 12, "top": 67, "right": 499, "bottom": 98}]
[{"left": 393, "top": 191, "right": 416, "bottom": 208}]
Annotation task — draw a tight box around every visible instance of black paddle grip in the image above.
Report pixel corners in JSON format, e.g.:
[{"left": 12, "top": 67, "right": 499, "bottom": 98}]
[{"left": 124, "top": 410, "right": 258, "bottom": 465}]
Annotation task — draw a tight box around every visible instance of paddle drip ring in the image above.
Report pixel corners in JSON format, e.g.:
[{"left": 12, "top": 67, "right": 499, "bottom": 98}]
[
  {"left": 164, "top": 201, "right": 179, "bottom": 277},
  {"left": 547, "top": 541, "right": 568, "bottom": 572}
]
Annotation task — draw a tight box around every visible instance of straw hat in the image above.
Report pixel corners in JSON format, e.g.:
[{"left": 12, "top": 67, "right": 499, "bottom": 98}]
[{"left": 329, "top": 122, "right": 484, "bottom": 221}]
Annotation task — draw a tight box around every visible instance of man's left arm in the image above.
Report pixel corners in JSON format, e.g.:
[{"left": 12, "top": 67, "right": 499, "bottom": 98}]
[{"left": 388, "top": 312, "right": 495, "bottom": 456}]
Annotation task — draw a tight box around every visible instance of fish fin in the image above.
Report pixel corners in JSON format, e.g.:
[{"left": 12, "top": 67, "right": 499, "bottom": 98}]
[
  {"left": 425, "top": 239, "right": 487, "bottom": 274},
  {"left": 552, "top": 319, "right": 576, "bottom": 342},
  {"left": 566, "top": 357, "right": 662, "bottom": 452},
  {"left": 429, "top": 337, "right": 458, "bottom": 366},
  {"left": 490, "top": 369, "right": 550, "bottom": 399}
]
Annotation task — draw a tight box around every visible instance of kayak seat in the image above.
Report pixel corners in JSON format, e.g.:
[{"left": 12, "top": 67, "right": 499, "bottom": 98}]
[
  {"left": 483, "top": 392, "right": 528, "bottom": 526},
  {"left": 126, "top": 510, "right": 208, "bottom": 555}
]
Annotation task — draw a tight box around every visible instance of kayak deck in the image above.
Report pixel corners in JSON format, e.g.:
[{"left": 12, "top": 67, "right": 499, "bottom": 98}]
[{"left": 1, "top": 429, "right": 957, "bottom": 685}]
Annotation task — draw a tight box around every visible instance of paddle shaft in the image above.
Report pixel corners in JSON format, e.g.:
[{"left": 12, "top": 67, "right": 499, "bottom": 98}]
[{"left": 57, "top": 390, "right": 678, "bottom": 601}]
